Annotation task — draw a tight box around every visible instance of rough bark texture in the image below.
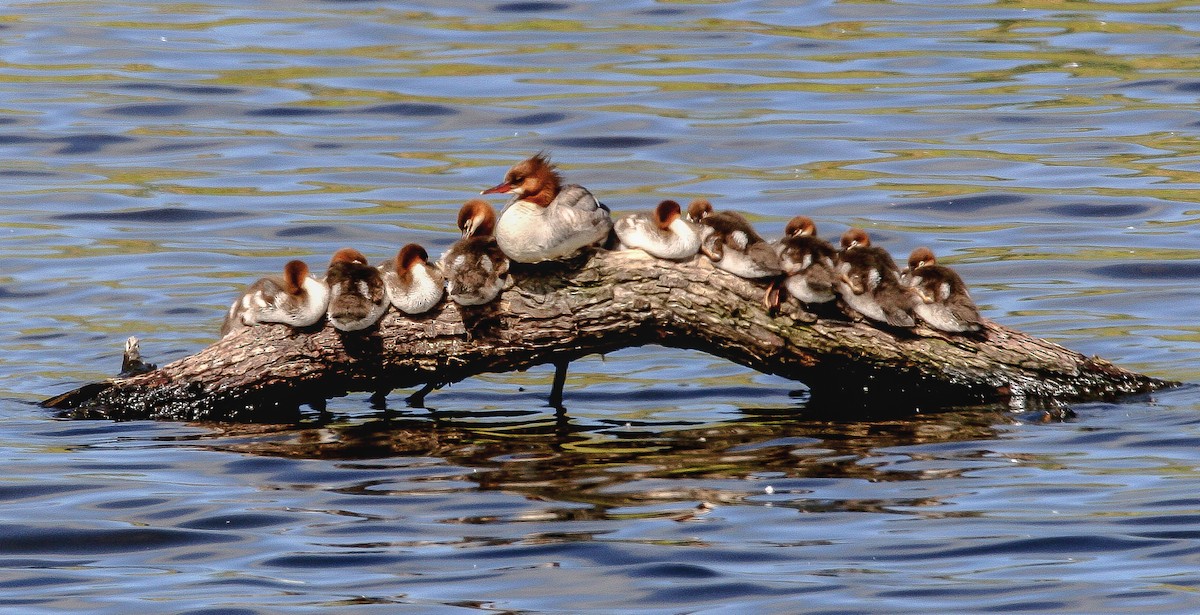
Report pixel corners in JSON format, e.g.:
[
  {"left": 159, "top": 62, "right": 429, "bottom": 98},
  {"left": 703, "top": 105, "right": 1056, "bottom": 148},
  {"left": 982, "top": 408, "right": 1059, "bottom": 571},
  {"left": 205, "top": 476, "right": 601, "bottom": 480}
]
[{"left": 43, "top": 250, "right": 1174, "bottom": 422}]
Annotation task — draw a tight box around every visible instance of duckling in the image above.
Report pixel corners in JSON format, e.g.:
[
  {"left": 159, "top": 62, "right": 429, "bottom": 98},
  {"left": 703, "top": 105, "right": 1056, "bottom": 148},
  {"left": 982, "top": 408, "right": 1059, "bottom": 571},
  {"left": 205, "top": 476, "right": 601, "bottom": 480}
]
[
  {"left": 902, "top": 247, "right": 983, "bottom": 333},
  {"left": 221, "top": 259, "right": 329, "bottom": 338},
  {"left": 325, "top": 248, "right": 388, "bottom": 332},
  {"left": 441, "top": 199, "right": 509, "bottom": 306},
  {"left": 379, "top": 243, "right": 444, "bottom": 315},
  {"left": 482, "top": 152, "right": 613, "bottom": 263},
  {"left": 835, "top": 228, "right": 917, "bottom": 328},
  {"left": 686, "top": 198, "right": 713, "bottom": 224},
  {"left": 613, "top": 199, "right": 702, "bottom": 260},
  {"left": 693, "top": 201, "right": 782, "bottom": 279},
  {"left": 775, "top": 216, "right": 838, "bottom": 320}
]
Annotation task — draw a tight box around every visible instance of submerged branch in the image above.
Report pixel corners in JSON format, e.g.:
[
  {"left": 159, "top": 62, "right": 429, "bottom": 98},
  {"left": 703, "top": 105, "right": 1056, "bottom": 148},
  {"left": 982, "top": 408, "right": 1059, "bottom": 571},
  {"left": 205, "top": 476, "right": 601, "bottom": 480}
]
[{"left": 43, "top": 250, "right": 1174, "bottom": 421}]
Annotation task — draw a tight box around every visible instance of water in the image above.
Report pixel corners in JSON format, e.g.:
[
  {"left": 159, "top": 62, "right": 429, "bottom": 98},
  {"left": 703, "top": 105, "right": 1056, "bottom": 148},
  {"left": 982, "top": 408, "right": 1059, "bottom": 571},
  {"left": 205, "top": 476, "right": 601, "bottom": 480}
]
[{"left": 2, "top": 0, "right": 1199, "bottom": 612}]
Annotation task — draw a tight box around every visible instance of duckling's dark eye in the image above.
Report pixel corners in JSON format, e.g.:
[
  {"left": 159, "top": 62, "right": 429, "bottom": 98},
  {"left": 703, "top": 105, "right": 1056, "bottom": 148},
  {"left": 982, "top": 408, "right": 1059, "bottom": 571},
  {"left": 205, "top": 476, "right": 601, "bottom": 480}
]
[{"left": 511, "top": 175, "right": 524, "bottom": 183}]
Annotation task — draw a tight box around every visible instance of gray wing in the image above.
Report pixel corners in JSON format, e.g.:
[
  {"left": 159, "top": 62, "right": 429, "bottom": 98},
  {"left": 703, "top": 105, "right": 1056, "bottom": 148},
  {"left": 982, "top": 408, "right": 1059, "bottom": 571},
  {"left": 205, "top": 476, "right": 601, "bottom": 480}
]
[{"left": 557, "top": 184, "right": 614, "bottom": 230}]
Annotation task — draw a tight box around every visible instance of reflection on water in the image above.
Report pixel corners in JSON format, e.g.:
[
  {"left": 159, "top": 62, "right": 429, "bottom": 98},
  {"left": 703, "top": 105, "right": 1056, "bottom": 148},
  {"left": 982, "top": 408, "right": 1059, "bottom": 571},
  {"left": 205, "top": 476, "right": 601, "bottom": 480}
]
[
  {"left": 210, "top": 403, "right": 1012, "bottom": 504},
  {"left": 1, "top": 0, "right": 1199, "bottom": 612}
]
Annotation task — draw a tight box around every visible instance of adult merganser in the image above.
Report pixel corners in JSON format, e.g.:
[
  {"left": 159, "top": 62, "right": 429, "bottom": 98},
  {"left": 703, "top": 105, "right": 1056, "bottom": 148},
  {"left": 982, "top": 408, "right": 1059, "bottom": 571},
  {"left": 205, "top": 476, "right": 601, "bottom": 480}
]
[
  {"left": 901, "top": 247, "right": 983, "bottom": 333},
  {"left": 481, "top": 153, "right": 613, "bottom": 263},
  {"left": 441, "top": 199, "right": 509, "bottom": 306},
  {"left": 775, "top": 216, "right": 838, "bottom": 319},
  {"left": 325, "top": 248, "right": 388, "bottom": 332},
  {"left": 379, "top": 243, "right": 444, "bottom": 315},
  {"left": 613, "top": 199, "right": 702, "bottom": 260},
  {"left": 690, "top": 200, "right": 782, "bottom": 279},
  {"left": 835, "top": 228, "right": 917, "bottom": 327},
  {"left": 220, "top": 259, "right": 329, "bottom": 338}
]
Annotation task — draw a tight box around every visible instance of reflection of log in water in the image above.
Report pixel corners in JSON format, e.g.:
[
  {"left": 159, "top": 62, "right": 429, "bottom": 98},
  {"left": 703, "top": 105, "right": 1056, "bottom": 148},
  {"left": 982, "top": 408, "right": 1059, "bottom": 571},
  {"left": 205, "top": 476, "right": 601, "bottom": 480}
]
[
  {"left": 204, "top": 404, "right": 1014, "bottom": 514},
  {"left": 43, "top": 250, "right": 1173, "bottom": 422}
]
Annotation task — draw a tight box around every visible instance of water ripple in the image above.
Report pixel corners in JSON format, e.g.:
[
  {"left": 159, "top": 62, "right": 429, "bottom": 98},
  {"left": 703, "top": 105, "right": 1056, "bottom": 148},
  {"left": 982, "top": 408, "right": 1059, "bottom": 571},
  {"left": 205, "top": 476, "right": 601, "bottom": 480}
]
[{"left": 0, "top": 524, "right": 239, "bottom": 555}]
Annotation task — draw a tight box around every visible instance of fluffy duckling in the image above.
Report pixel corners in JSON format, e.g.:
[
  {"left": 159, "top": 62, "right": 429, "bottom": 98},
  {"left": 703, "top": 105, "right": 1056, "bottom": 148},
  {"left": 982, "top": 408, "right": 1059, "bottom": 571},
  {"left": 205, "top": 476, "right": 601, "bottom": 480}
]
[
  {"left": 379, "top": 243, "right": 444, "bottom": 315},
  {"left": 221, "top": 259, "right": 329, "bottom": 338},
  {"left": 613, "top": 199, "right": 701, "bottom": 260},
  {"left": 691, "top": 200, "right": 782, "bottom": 279},
  {"left": 902, "top": 247, "right": 983, "bottom": 333},
  {"left": 835, "top": 228, "right": 917, "bottom": 328},
  {"left": 442, "top": 199, "right": 510, "bottom": 306},
  {"left": 482, "top": 152, "right": 613, "bottom": 263},
  {"left": 325, "top": 248, "right": 388, "bottom": 332},
  {"left": 775, "top": 216, "right": 838, "bottom": 317},
  {"left": 685, "top": 198, "right": 713, "bottom": 224}
]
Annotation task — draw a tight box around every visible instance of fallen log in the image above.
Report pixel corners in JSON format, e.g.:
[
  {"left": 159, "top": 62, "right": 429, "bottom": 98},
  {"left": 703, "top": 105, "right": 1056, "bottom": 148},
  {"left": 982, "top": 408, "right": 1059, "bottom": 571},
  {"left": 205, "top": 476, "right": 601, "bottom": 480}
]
[{"left": 42, "top": 249, "right": 1175, "bottom": 422}]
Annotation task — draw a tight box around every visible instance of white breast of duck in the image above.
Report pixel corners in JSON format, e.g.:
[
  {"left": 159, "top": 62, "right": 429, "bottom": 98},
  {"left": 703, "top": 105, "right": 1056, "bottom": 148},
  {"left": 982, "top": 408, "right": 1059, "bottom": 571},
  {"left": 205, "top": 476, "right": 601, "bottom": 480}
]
[
  {"left": 783, "top": 266, "right": 836, "bottom": 304},
  {"left": 715, "top": 243, "right": 781, "bottom": 278},
  {"left": 913, "top": 293, "right": 973, "bottom": 332}
]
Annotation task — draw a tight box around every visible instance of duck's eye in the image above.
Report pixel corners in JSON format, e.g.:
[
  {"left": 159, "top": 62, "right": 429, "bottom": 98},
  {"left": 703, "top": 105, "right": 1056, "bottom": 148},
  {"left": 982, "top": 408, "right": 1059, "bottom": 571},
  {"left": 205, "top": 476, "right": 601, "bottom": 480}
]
[{"left": 511, "top": 176, "right": 524, "bottom": 183}]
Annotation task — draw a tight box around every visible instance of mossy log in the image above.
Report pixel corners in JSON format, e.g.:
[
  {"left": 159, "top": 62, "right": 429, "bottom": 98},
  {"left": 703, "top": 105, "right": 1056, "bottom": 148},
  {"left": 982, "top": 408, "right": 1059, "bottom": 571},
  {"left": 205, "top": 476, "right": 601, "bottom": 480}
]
[{"left": 43, "top": 250, "right": 1174, "bottom": 422}]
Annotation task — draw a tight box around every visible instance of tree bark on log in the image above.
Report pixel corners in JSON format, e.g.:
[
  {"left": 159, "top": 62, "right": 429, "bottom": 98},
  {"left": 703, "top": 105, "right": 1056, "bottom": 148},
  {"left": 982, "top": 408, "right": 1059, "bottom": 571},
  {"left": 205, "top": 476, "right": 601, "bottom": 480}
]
[{"left": 43, "top": 250, "right": 1175, "bottom": 422}]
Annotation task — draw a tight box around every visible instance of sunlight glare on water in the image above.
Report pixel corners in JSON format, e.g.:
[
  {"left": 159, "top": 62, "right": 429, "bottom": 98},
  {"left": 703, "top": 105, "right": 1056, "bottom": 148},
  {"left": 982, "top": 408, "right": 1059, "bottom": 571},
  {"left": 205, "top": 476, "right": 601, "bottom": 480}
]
[{"left": 1, "top": 0, "right": 1199, "bottom": 612}]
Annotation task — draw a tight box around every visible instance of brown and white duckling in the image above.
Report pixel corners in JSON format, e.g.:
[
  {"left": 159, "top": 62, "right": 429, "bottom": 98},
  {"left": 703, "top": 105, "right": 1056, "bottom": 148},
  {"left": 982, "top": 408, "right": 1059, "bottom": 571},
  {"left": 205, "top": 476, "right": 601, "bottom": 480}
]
[
  {"left": 378, "top": 243, "right": 444, "bottom": 315},
  {"left": 835, "top": 228, "right": 917, "bottom": 328},
  {"left": 482, "top": 152, "right": 613, "bottom": 264},
  {"left": 613, "top": 199, "right": 702, "bottom": 260},
  {"left": 685, "top": 198, "right": 713, "bottom": 224},
  {"left": 220, "top": 259, "right": 329, "bottom": 338},
  {"left": 325, "top": 248, "right": 388, "bottom": 332},
  {"left": 902, "top": 247, "right": 982, "bottom": 333},
  {"left": 441, "top": 199, "right": 510, "bottom": 306},
  {"left": 690, "top": 200, "right": 782, "bottom": 279},
  {"left": 775, "top": 215, "right": 838, "bottom": 313}
]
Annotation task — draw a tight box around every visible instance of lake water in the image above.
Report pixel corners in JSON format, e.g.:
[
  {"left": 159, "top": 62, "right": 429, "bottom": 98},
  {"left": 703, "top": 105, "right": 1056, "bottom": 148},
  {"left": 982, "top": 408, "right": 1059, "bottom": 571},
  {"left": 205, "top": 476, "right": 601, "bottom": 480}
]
[{"left": 2, "top": 0, "right": 1200, "bottom": 612}]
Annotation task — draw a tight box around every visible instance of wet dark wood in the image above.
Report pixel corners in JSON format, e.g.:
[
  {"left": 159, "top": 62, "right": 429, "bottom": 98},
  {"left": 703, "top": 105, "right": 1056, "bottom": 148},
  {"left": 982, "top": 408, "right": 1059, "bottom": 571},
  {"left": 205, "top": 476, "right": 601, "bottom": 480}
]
[{"left": 43, "top": 250, "right": 1175, "bottom": 421}]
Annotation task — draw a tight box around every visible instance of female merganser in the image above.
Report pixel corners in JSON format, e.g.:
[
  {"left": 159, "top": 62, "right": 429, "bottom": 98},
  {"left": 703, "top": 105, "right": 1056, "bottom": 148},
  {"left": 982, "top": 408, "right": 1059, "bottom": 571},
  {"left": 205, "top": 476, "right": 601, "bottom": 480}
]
[
  {"left": 902, "top": 247, "right": 983, "bottom": 333},
  {"left": 325, "top": 248, "right": 388, "bottom": 332},
  {"left": 481, "top": 153, "right": 613, "bottom": 263},
  {"left": 775, "top": 216, "right": 838, "bottom": 317},
  {"left": 379, "top": 243, "right": 444, "bottom": 315},
  {"left": 835, "top": 228, "right": 917, "bottom": 327},
  {"left": 441, "top": 199, "right": 510, "bottom": 306},
  {"left": 220, "top": 259, "right": 329, "bottom": 338},
  {"left": 613, "top": 199, "right": 702, "bottom": 260},
  {"left": 690, "top": 200, "right": 782, "bottom": 279}
]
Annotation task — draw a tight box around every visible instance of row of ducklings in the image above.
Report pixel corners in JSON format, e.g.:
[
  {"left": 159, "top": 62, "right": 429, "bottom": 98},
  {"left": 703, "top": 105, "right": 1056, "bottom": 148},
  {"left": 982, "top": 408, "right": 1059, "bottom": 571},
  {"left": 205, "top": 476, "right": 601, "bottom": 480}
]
[
  {"left": 221, "top": 153, "right": 980, "bottom": 337},
  {"left": 617, "top": 198, "right": 981, "bottom": 333},
  {"left": 219, "top": 206, "right": 507, "bottom": 339}
]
